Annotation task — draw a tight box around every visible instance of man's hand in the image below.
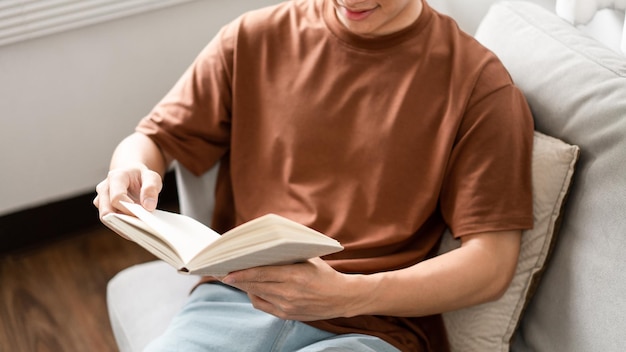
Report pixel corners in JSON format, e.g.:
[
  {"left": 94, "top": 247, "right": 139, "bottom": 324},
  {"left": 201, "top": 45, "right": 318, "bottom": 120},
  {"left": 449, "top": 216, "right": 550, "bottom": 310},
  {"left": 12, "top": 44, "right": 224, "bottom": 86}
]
[
  {"left": 93, "top": 164, "right": 163, "bottom": 218},
  {"left": 221, "top": 258, "right": 365, "bottom": 321},
  {"left": 93, "top": 132, "right": 171, "bottom": 224}
]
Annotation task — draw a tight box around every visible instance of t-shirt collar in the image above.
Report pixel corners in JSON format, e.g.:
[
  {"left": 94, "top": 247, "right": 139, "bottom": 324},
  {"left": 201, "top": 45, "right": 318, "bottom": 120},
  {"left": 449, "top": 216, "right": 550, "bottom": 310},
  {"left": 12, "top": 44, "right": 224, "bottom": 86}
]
[{"left": 321, "top": 0, "right": 433, "bottom": 50}]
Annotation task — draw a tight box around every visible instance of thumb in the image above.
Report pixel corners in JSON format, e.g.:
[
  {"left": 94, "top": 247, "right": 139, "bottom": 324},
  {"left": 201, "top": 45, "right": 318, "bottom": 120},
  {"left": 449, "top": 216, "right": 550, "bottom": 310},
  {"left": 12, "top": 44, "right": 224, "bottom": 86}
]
[{"left": 140, "top": 169, "right": 163, "bottom": 211}]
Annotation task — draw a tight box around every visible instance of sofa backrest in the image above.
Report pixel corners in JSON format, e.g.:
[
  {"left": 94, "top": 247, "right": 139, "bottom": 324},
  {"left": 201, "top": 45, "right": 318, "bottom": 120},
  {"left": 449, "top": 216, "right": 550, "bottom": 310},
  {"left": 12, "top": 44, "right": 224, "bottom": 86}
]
[
  {"left": 476, "top": 2, "right": 626, "bottom": 351},
  {"left": 426, "top": 0, "right": 556, "bottom": 34}
]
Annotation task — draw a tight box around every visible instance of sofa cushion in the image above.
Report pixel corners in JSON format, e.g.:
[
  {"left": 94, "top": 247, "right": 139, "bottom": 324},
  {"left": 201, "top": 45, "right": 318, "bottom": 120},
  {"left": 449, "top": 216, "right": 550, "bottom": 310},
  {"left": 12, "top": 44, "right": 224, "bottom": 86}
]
[
  {"left": 439, "top": 131, "right": 579, "bottom": 352},
  {"left": 555, "top": 0, "right": 626, "bottom": 54},
  {"left": 474, "top": 1, "right": 626, "bottom": 351}
]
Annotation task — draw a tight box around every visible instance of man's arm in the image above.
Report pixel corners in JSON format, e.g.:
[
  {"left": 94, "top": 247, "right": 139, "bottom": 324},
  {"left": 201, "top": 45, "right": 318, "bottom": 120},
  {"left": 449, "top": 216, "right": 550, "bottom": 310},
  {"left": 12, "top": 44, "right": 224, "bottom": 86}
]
[
  {"left": 94, "top": 132, "right": 173, "bottom": 218},
  {"left": 222, "top": 229, "right": 521, "bottom": 321},
  {"left": 356, "top": 229, "right": 521, "bottom": 317}
]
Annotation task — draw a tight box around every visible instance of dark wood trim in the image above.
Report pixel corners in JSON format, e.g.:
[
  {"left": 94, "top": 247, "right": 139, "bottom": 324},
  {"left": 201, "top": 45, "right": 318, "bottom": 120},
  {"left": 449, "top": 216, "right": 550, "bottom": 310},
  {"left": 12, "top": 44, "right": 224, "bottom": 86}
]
[{"left": 0, "top": 171, "right": 178, "bottom": 255}]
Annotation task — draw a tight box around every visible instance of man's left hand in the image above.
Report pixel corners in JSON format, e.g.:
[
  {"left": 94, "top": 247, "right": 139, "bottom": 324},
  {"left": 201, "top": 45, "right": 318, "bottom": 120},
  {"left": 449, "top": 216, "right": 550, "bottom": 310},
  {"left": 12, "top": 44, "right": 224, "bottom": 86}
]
[{"left": 221, "top": 257, "right": 362, "bottom": 321}]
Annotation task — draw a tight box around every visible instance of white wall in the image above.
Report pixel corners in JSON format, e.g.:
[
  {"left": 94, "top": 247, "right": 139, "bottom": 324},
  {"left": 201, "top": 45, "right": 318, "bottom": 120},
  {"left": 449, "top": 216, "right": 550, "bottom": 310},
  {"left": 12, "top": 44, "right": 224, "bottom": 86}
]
[{"left": 0, "top": 0, "right": 278, "bottom": 216}]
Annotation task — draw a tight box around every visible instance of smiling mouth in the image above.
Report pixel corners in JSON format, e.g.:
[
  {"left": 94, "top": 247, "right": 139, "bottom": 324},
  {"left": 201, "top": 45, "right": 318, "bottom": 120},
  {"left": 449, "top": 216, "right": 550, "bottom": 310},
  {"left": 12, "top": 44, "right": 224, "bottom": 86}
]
[{"left": 339, "top": 5, "right": 378, "bottom": 21}]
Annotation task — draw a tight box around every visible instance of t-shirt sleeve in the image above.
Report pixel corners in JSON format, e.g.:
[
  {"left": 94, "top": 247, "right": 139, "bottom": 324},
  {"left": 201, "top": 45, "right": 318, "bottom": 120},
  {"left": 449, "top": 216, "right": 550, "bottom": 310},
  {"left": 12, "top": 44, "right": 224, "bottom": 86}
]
[
  {"left": 440, "top": 59, "right": 534, "bottom": 238},
  {"left": 135, "top": 23, "right": 236, "bottom": 176}
]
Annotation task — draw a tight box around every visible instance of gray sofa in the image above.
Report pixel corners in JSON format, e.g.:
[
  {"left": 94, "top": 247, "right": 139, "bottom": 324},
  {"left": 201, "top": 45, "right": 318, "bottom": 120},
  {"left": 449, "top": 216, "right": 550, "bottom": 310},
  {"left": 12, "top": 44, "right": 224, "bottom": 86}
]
[
  {"left": 107, "top": 1, "right": 626, "bottom": 351},
  {"left": 476, "top": 2, "right": 626, "bottom": 351}
]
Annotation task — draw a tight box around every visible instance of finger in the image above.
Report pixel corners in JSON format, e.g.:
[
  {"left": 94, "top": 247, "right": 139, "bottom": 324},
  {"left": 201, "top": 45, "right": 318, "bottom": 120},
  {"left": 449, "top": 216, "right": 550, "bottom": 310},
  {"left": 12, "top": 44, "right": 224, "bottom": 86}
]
[
  {"left": 247, "top": 292, "right": 313, "bottom": 322},
  {"left": 223, "top": 268, "right": 289, "bottom": 300},
  {"left": 95, "top": 180, "right": 116, "bottom": 218},
  {"left": 139, "top": 169, "right": 163, "bottom": 211},
  {"left": 95, "top": 179, "right": 133, "bottom": 240},
  {"left": 106, "top": 169, "right": 137, "bottom": 213},
  {"left": 247, "top": 293, "right": 281, "bottom": 315},
  {"left": 223, "top": 266, "right": 282, "bottom": 286}
]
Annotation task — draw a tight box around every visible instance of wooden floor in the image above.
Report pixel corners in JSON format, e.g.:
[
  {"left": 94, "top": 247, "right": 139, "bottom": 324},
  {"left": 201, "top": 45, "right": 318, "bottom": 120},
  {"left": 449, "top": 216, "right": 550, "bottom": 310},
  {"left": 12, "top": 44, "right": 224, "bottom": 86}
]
[{"left": 0, "top": 224, "right": 156, "bottom": 352}]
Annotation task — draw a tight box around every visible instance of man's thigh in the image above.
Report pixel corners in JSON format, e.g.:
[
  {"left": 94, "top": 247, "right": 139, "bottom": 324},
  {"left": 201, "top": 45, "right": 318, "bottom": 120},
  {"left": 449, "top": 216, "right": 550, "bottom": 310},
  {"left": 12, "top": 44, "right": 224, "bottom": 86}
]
[
  {"left": 296, "top": 333, "right": 401, "bottom": 352},
  {"left": 144, "top": 282, "right": 399, "bottom": 352}
]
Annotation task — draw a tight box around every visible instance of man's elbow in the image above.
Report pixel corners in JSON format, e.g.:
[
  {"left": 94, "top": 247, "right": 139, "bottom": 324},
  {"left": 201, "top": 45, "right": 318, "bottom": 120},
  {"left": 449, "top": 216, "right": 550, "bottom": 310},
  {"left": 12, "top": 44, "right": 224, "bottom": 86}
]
[
  {"left": 461, "top": 229, "right": 522, "bottom": 304},
  {"left": 482, "top": 256, "right": 518, "bottom": 302}
]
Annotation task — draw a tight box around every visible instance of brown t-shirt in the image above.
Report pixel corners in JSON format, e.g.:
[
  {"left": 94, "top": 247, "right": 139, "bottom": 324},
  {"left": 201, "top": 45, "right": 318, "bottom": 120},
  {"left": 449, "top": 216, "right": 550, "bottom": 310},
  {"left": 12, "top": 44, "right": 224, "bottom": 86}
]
[{"left": 137, "top": 0, "right": 534, "bottom": 350}]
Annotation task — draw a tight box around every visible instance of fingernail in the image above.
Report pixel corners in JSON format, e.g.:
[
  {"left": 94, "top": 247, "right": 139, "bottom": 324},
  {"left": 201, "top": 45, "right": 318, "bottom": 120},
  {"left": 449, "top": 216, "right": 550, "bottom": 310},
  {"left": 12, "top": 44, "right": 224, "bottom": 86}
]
[{"left": 143, "top": 198, "right": 157, "bottom": 210}]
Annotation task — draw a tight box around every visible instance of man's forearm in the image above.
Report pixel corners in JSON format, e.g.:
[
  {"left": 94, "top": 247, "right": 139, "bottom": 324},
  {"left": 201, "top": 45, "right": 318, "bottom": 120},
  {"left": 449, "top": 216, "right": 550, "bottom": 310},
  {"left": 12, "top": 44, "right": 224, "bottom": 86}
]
[{"left": 347, "top": 230, "right": 521, "bottom": 318}]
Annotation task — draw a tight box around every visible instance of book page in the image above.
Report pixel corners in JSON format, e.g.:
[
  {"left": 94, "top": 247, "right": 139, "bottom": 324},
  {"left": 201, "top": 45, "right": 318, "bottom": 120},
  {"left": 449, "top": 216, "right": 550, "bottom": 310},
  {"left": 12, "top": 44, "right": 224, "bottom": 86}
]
[
  {"left": 103, "top": 213, "right": 184, "bottom": 268},
  {"left": 188, "top": 214, "right": 343, "bottom": 275},
  {"left": 122, "top": 202, "right": 221, "bottom": 263},
  {"left": 102, "top": 213, "right": 183, "bottom": 268},
  {"left": 189, "top": 240, "right": 343, "bottom": 276}
]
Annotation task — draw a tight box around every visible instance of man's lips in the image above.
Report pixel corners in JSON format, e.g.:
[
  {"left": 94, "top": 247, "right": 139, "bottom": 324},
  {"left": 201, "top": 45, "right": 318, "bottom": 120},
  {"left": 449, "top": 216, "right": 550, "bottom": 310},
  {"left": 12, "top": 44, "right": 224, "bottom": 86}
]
[{"left": 339, "top": 6, "right": 377, "bottom": 21}]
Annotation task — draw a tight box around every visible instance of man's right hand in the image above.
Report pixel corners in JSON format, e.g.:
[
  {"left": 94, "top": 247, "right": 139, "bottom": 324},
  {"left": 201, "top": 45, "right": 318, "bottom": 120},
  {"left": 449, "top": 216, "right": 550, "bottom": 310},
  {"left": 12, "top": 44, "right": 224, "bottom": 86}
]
[
  {"left": 92, "top": 132, "right": 171, "bottom": 221},
  {"left": 93, "top": 163, "right": 163, "bottom": 219}
]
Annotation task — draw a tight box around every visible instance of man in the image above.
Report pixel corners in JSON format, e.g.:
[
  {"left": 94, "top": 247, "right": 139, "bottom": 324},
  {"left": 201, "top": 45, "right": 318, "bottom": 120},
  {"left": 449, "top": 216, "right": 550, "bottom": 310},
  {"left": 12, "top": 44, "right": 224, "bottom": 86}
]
[{"left": 94, "top": 0, "right": 534, "bottom": 350}]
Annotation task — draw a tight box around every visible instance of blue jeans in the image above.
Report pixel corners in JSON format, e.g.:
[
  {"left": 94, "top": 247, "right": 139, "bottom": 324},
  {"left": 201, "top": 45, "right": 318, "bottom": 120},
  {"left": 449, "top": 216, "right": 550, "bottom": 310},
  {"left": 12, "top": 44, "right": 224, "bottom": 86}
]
[{"left": 144, "top": 282, "right": 400, "bottom": 352}]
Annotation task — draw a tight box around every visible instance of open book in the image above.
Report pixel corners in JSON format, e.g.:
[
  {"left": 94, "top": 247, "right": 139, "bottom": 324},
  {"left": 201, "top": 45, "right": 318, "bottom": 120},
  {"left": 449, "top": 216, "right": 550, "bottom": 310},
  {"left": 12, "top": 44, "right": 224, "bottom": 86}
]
[{"left": 102, "top": 202, "right": 343, "bottom": 276}]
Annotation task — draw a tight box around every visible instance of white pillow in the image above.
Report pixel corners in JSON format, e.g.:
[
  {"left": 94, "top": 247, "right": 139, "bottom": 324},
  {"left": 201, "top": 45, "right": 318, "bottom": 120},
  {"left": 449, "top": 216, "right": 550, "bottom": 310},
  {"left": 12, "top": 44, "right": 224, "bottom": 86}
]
[
  {"left": 556, "top": 0, "right": 626, "bottom": 54},
  {"left": 438, "top": 131, "right": 580, "bottom": 352}
]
